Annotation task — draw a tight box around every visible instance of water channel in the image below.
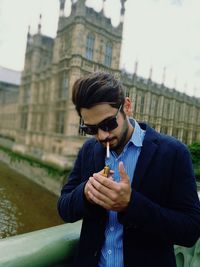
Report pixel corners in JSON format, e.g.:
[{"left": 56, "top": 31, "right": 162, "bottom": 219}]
[{"left": 0, "top": 161, "right": 63, "bottom": 239}]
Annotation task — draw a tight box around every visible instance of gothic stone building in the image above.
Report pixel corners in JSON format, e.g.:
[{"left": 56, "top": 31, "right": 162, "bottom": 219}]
[
  {"left": 0, "top": 66, "right": 21, "bottom": 141},
  {"left": 3, "top": 0, "right": 200, "bottom": 168}
]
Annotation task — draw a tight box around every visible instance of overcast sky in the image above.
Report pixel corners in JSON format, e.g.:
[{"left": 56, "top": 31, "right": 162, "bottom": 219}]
[{"left": 0, "top": 0, "right": 200, "bottom": 97}]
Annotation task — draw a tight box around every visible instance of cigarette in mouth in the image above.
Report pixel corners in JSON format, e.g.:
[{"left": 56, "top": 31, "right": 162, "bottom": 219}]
[{"left": 106, "top": 141, "right": 110, "bottom": 158}]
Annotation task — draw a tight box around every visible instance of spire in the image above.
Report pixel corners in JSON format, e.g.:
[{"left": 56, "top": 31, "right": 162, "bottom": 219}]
[
  {"left": 59, "top": 0, "right": 66, "bottom": 17},
  {"left": 27, "top": 25, "right": 31, "bottom": 39},
  {"left": 134, "top": 60, "right": 138, "bottom": 75},
  {"left": 120, "top": 0, "right": 127, "bottom": 23},
  {"left": 102, "top": 0, "right": 106, "bottom": 14},
  {"left": 38, "top": 14, "right": 42, "bottom": 34},
  {"left": 162, "top": 66, "right": 166, "bottom": 85},
  {"left": 149, "top": 66, "right": 153, "bottom": 80},
  {"left": 78, "top": 0, "right": 86, "bottom": 5},
  {"left": 75, "top": 0, "right": 86, "bottom": 16},
  {"left": 27, "top": 25, "right": 32, "bottom": 45}
]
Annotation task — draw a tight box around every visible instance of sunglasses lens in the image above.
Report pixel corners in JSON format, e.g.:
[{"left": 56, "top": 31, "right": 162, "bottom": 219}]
[
  {"left": 80, "top": 115, "right": 118, "bottom": 135},
  {"left": 80, "top": 125, "right": 97, "bottom": 135},
  {"left": 100, "top": 117, "right": 118, "bottom": 132}
]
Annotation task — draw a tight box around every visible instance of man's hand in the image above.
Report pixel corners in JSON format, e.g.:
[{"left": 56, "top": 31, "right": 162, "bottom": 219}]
[
  {"left": 84, "top": 161, "right": 132, "bottom": 211},
  {"left": 84, "top": 178, "right": 96, "bottom": 204}
]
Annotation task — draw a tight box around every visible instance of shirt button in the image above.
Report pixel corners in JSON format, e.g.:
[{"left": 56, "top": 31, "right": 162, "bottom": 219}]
[
  {"left": 108, "top": 250, "right": 112, "bottom": 255},
  {"left": 110, "top": 226, "right": 114, "bottom": 231}
]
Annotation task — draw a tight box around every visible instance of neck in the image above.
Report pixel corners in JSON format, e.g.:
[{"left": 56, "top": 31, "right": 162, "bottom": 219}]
[{"left": 126, "top": 120, "right": 134, "bottom": 142}]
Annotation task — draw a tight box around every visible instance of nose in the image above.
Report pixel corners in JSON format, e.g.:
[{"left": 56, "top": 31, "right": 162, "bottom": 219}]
[{"left": 97, "top": 128, "right": 109, "bottom": 141}]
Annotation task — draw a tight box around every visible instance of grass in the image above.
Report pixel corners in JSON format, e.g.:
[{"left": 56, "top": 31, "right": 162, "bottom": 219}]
[{"left": 0, "top": 145, "right": 70, "bottom": 178}]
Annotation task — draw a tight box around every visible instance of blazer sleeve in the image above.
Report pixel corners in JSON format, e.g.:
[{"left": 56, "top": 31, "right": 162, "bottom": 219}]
[
  {"left": 57, "top": 145, "right": 87, "bottom": 222},
  {"left": 118, "top": 142, "right": 200, "bottom": 247},
  {"left": 57, "top": 140, "right": 106, "bottom": 223}
]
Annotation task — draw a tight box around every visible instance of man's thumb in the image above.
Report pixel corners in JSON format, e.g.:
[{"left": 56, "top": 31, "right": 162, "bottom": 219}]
[{"left": 118, "top": 161, "right": 129, "bottom": 183}]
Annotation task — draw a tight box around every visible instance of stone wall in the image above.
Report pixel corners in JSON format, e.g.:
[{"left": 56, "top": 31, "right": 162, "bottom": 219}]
[{"left": 0, "top": 149, "right": 65, "bottom": 196}]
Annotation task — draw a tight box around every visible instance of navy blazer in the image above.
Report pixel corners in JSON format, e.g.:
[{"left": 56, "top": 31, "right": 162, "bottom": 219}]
[{"left": 58, "top": 123, "right": 200, "bottom": 267}]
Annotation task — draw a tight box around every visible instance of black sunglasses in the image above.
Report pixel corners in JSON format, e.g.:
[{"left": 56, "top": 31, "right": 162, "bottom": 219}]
[{"left": 80, "top": 104, "right": 122, "bottom": 135}]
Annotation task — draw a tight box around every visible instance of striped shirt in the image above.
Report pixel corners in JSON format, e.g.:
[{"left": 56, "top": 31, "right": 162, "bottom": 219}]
[{"left": 99, "top": 119, "right": 145, "bottom": 267}]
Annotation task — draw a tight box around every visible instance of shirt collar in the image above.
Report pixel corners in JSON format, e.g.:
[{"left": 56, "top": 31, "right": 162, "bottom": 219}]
[
  {"left": 128, "top": 118, "right": 144, "bottom": 148},
  {"left": 109, "top": 119, "right": 145, "bottom": 159}
]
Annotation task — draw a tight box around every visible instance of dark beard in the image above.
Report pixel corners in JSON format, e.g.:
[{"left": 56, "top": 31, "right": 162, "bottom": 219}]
[{"left": 112, "top": 119, "right": 129, "bottom": 155}]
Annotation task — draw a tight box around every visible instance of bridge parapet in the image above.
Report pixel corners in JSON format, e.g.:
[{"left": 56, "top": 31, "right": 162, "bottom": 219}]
[
  {"left": 0, "top": 221, "right": 81, "bottom": 267},
  {"left": 0, "top": 221, "right": 199, "bottom": 267}
]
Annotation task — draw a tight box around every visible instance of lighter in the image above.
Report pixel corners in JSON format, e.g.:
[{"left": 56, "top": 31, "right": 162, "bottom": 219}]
[{"left": 102, "top": 141, "right": 110, "bottom": 177}]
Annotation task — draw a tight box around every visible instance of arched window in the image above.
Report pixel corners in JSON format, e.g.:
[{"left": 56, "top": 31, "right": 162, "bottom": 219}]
[
  {"left": 104, "top": 42, "right": 112, "bottom": 67},
  {"left": 59, "top": 72, "right": 68, "bottom": 99},
  {"left": 55, "top": 111, "right": 65, "bottom": 134},
  {"left": 86, "top": 34, "right": 95, "bottom": 60}
]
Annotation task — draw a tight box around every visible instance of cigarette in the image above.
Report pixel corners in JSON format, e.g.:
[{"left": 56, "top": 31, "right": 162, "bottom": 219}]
[{"left": 106, "top": 141, "right": 110, "bottom": 158}]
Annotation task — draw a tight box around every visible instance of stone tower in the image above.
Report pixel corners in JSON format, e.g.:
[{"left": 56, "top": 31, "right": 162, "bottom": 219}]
[
  {"left": 16, "top": 0, "right": 127, "bottom": 167},
  {"left": 53, "top": 0, "right": 125, "bottom": 138}
]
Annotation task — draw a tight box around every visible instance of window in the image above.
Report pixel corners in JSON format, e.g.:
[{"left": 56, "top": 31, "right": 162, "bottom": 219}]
[
  {"left": 36, "top": 113, "right": 44, "bottom": 132},
  {"left": 173, "top": 103, "right": 181, "bottom": 122},
  {"left": 172, "top": 128, "right": 179, "bottom": 138},
  {"left": 140, "top": 94, "right": 145, "bottom": 114},
  {"left": 182, "top": 130, "right": 188, "bottom": 144},
  {"left": 55, "top": 111, "right": 65, "bottom": 134},
  {"left": 21, "top": 113, "right": 28, "bottom": 130},
  {"left": 23, "top": 84, "right": 31, "bottom": 104},
  {"left": 134, "top": 92, "right": 145, "bottom": 114},
  {"left": 134, "top": 93, "right": 138, "bottom": 113},
  {"left": 58, "top": 72, "right": 68, "bottom": 99},
  {"left": 161, "top": 126, "right": 168, "bottom": 135},
  {"left": 104, "top": 42, "right": 112, "bottom": 67},
  {"left": 184, "top": 105, "right": 188, "bottom": 122},
  {"left": 162, "top": 99, "right": 171, "bottom": 119},
  {"left": 86, "top": 34, "right": 95, "bottom": 60}
]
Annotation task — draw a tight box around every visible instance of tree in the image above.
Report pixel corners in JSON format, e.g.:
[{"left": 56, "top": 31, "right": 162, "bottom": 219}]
[{"left": 188, "top": 142, "right": 200, "bottom": 181}]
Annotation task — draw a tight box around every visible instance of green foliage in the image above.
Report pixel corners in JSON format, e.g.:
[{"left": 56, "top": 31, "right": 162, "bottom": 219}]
[
  {"left": 188, "top": 142, "right": 200, "bottom": 164},
  {"left": 0, "top": 145, "right": 70, "bottom": 178},
  {"left": 188, "top": 142, "right": 200, "bottom": 181}
]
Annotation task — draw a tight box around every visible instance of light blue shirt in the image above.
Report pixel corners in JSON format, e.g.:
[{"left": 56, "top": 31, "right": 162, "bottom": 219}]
[{"left": 99, "top": 119, "right": 145, "bottom": 267}]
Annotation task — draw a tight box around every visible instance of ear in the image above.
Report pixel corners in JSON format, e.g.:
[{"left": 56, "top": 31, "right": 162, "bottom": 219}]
[{"left": 123, "top": 97, "right": 133, "bottom": 116}]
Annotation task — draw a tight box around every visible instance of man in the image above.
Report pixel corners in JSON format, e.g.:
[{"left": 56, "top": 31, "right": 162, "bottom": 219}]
[{"left": 57, "top": 72, "right": 200, "bottom": 267}]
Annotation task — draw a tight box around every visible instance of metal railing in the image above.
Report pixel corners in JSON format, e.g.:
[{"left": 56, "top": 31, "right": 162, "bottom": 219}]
[{"left": 0, "top": 221, "right": 81, "bottom": 267}]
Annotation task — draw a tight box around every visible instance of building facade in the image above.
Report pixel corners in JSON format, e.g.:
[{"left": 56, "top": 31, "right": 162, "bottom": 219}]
[
  {"left": 0, "top": 67, "right": 21, "bottom": 140},
  {"left": 1, "top": 0, "right": 200, "bottom": 168}
]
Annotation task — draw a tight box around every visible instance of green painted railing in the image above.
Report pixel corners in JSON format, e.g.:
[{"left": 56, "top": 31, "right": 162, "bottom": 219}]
[
  {"left": 0, "top": 220, "right": 199, "bottom": 267},
  {"left": 0, "top": 221, "right": 81, "bottom": 267},
  {"left": 175, "top": 239, "right": 200, "bottom": 267}
]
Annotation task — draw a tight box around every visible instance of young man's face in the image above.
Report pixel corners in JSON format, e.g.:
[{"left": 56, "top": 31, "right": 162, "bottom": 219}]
[{"left": 80, "top": 99, "right": 133, "bottom": 153}]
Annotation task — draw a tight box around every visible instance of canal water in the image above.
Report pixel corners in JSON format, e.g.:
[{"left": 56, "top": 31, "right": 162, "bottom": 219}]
[{"left": 0, "top": 161, "right": 64, "bottom": 239}]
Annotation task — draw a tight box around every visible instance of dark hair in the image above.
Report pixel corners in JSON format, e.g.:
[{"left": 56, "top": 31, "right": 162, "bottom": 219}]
[{"left": 72, "top": 72, "right": 125, "bottom": 116}]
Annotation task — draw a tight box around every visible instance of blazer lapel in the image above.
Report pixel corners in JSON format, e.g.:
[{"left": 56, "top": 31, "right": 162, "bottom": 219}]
[
  {"left": 133, "top": 125, "right": 159, "bottom": 190},
  {"left": 93, "top": 141, "right": 106, "bottom": 172}
]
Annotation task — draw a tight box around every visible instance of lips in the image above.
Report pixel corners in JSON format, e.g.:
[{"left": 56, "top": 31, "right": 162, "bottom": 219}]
[{"left": 108, "top": 138, "right": 117, "bottom": 147}]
